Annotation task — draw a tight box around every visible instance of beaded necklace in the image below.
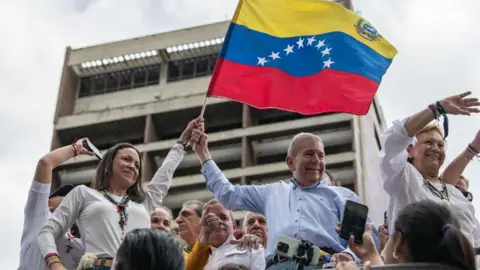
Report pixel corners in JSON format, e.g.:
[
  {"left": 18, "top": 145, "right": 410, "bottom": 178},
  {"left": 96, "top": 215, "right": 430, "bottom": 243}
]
[
  {"left": 103, "top": 190, "right": 130, "bottom": 238},
  {"left": 424, "top": 178, "right": 449, "bottom": 201}
]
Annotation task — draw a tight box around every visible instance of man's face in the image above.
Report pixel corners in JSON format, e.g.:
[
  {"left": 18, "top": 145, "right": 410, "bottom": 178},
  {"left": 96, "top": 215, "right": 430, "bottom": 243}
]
[
  {"left": 150, "top": 208, "right": 172, "bottom": 233},
  {"left": 286, "top": 137, "right": 325, "bottom": 187},
  {"left": 204, "top": 203, "right": 234, "bottom": 244},
  {"left": 244, "top": 213, "right": 267, "bottom": 245},
  {"left": 48, "top": 196, "right": 64, "bottom": 213},
  {"left": 175, "top": 205, "right": 201, "bottom": 241}
]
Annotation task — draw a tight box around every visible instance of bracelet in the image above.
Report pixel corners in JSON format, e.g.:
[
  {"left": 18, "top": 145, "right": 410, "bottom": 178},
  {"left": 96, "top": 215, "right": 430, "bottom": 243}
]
[
  {"left": 71, "top": 141, "right": 81, "bottom": 157},
  {"left": 47, "top": 258, "right": 62, "bottom": 268},
  {"left": 468, "top": 143, "right": 479, "bottom": 154},
  {"left": 44, "top": 253, "right": 58, "bottom": 261}
]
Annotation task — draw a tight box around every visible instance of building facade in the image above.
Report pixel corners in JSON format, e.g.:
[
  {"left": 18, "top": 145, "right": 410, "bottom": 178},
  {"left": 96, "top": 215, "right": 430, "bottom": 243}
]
[{"left": 50, "top": 1, "right": 389, "bottom": 226}]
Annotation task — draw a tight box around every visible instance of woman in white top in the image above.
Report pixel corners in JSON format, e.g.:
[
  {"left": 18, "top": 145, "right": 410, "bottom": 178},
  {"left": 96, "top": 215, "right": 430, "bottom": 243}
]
[
  {"left": 38, "top": 119, "right": 203, "bottom": 270},
  {"left": 379, "top": 91, "right": 480, "bottom": 247}
]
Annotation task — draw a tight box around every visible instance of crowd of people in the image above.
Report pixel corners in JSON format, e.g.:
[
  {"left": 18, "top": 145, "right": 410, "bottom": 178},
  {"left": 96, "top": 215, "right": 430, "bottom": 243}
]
[{"left": 18, "top": 91, "right": 480, "bottom": 270}]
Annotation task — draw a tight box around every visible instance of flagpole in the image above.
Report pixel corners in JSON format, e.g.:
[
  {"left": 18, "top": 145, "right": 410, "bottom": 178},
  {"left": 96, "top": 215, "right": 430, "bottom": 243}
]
[{"left": 188, "top": 95, "right": 209, "bottom": 149}]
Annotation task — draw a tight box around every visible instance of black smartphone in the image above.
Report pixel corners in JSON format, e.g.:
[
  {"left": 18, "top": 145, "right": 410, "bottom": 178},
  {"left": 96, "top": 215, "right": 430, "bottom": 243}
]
[
  {"left": 339, "top": 200, "right": 369, "bottom": 244},
  {"left": 83, "top": 138, "right": 102, "bottom": 160}
]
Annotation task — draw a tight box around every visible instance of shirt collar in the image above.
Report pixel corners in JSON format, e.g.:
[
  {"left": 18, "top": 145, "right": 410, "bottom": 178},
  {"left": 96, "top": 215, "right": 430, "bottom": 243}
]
[
  {"left": 210, "top": 234, "right": 237, "bottom": 253},
  {"left": 290, "top": 178, "right": 329, "bottom": 190}
]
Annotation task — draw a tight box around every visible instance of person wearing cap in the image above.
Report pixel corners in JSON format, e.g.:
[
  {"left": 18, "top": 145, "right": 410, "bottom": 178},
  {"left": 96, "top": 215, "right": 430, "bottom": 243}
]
[{"left": 18, "top": 139, "right": 94, "bottom": 270}]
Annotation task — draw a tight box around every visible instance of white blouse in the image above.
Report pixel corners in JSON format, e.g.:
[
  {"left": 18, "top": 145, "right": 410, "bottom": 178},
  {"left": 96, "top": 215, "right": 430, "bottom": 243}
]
[
  {"left": 379, "top": 118, "right": 480, "bottom": 247},
  {"left": 37, "top": 144, "right": 185, "bottom": 259}
]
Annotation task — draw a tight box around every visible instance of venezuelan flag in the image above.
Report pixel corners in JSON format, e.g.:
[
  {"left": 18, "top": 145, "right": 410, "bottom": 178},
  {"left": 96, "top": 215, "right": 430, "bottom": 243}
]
[{"left": 207, "top": 0, "right": 397, "bottom": 115}]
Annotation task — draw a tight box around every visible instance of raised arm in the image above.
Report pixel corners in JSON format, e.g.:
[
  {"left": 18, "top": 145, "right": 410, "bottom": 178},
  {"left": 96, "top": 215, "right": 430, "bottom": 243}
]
[
  {"left": 441, "top": 130, "right": 480, "bottom": 185},
  {"left": 34, "top": 139, "right": 94, "bottom": 185},
  {"left": 193, "top": 130, "right": 272, "bottom": 214},
  {"left": 21, "top": 140, "right": 93, "bottom": 249},
  {"left": 143, "top": 118, "right": 202, "bottom": 213},
  {"left": 380, "top": 91, "right": 479, "bottom": 194}
]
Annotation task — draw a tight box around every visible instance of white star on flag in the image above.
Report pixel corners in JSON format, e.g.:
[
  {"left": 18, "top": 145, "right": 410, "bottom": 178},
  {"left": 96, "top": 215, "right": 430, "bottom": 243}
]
[
  {"left": 307, "top": 36, "right": 316, "bottom": 46},
  {"left": 323, "top": 58, "right": 335, "bottom": 68},
  {"left": 321, "top": 47, "right": 332, "bottom": 56},
  {"left": 296, "top": 37, "right": 304, "bottom": 49},
  {"left": 269, "top": 52, "right": 281, "bottom": 60},
  {"left": 315, "top": 40, "right": 326, "bottom": 49},
  {"left": 284, "top": 45, "right": 294, "bottom": 55},
  {"left": 257, "top": 57, "right": 268, "bottom": 66}
]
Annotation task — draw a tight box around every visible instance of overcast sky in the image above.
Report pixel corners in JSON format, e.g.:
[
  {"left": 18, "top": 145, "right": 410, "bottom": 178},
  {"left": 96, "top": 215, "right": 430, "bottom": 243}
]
[{"left": 0, "top": 0, "right": 479, "bottom": 268}]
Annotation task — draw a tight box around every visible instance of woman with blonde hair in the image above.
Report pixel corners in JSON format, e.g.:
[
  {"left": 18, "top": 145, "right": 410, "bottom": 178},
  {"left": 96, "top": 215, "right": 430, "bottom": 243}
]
[
  {"left": 38, "top": 119, "right": 203, "bottom": 270},
  {"left": 379, "top": 91, "right": 480, "bottom": 248}
]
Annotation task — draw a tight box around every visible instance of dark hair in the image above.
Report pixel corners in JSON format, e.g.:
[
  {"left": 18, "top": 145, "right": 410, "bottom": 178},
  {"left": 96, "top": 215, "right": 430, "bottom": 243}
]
[
  {"left": 90, "top": 143, "right": 145, "bottom": 203},
  {"left": 115, "top": 228, "right": 185, "bottom": 270},
  {"left": 182, "top": 200, "right": 205, "bottom": 217},
  {"left": 393, "top": 200, "right": 475, "bottom": 270},
  {"left": 218, "top": 263, "right": 250, "bottom": 270}
]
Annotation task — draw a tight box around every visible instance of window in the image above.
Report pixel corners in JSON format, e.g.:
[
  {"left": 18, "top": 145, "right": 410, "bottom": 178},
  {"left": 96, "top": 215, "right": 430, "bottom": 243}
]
[
  {"left": 167, "top": 54, "right": 218, "bottom": 82},
  {"left": 78, "top": 64, "right": 161, "bottom": 98}
]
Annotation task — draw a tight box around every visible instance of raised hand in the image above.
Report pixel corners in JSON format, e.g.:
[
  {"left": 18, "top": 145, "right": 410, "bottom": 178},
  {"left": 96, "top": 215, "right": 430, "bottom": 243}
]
[
  {"left": 440, "top": 91, "right": 480, "bottom": 116},
  {"left": 198, "top": 211, "right": 220, "bottom": 245},
  {"left": 179, "top": 117, "right": 204, "bottom": 145},
  {"left": 192, "top": 129, "right": 211, "bottom": 164},
  {"left": 75, "top": 138, "right": 96, "bottom": 156}
]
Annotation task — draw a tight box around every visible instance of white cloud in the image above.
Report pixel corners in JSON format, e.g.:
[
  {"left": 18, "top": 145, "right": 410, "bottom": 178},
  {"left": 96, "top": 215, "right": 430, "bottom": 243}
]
[{"left": 0, "top": 0, "right": 479, "bottom": 268}]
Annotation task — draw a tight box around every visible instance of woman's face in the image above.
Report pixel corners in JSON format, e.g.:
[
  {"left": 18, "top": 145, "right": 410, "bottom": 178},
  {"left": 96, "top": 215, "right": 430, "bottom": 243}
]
[
  {"left": 408, "top": 130, "right": 446, "bottom": 174},
  {"left": 110, "top": 148, "right": 140, "bottom": 189},
  {"left": 151, "top": 208, "right": 172, "bottom": 233}
]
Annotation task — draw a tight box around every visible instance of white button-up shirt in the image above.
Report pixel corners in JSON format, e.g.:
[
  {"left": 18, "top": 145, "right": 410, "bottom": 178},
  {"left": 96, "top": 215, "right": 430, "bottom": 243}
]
[
  {"left": 18, "top": 181, "right": 84, "bottom": 270},
  {"left": 205, "top": 235, "right": 265, "bottom": 270},
  {"left": 379, "top": 118, "right": 480, "bottom": 247}
]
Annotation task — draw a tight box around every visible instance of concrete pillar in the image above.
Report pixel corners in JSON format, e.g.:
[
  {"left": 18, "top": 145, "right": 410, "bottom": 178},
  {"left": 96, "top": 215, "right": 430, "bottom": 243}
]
[
  {"left": 240, "top": 104, "right": 254, "bottom": 185},
  {"left": 142, "top": 115, "right": 158, "bottom": 182}
]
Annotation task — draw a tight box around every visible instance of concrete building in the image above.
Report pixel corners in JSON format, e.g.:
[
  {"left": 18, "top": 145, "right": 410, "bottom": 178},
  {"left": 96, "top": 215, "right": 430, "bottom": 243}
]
[{"left": 49, "top": 0, "right": 389, "bottom": 226}]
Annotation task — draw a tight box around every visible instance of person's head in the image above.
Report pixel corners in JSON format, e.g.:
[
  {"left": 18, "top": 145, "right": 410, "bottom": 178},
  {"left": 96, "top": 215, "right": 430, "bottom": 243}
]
[
  {"left": 286, "top": 133, "right": 325, "bottom": 187},
  {"left": 407, "top": 124, "right": 445, "bottom": 179},
  {"left": 151, "top": 206, "right": 173, "bottom": 233},
  {"left": 243, "top": 212, "right": 267, "bottom": 246},
  {"left": 202, "top": 199, "right": 236, "bottom": 248},
  {"left": 91, "top": 143, "right": 145, "bottom": 203},
  {"left": 115, "top": 228, "right": 184, "bottom": 270},
  {"left": 456, "top": 175, "right": 470, "bottom": 192},
  {"left": 218, "top": 264, "right": 250, "bottom": 270},
  {"left": 383, "top": 200, "right": 475, "bottom": 270},
  {"left": 48, "top": 184, "right": 75, "bottom": 212},
  {"left": 175, "top": 200, "right": 204, "bottom": 246}
]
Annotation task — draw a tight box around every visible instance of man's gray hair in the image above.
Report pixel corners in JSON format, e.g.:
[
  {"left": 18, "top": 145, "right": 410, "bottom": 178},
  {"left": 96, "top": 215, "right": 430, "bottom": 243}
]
[{"left": 287, "top": 132, "right": 323, "bottom": 157}]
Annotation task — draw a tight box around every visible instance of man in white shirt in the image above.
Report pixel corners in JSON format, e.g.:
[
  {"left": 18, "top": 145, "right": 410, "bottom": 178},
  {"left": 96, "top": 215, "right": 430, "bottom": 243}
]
[
  {"left": 200, "top": 199, "right": 265, "bottom": 270},
  {"left": 18, "top": 183, "right": 85, "bottom": 270}
]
